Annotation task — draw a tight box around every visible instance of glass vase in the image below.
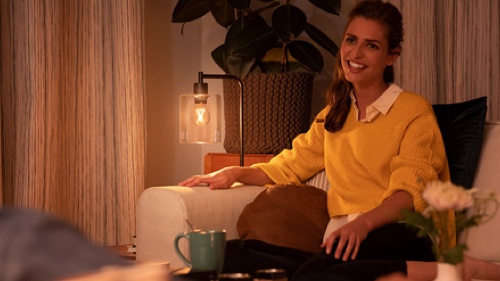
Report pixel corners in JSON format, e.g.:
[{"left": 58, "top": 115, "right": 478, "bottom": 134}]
[{"left": 434, "top": 263, "right": 462, "bottom": 281}]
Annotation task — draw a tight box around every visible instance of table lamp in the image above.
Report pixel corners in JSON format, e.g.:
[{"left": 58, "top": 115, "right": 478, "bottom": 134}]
[{"left": 179, "top": 72, "right": 244, "bottom": 166}]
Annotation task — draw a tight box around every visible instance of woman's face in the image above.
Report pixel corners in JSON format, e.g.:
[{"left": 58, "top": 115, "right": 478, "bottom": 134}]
[{"left": 340, "top": 17, "right": 399, "bottom": 88}]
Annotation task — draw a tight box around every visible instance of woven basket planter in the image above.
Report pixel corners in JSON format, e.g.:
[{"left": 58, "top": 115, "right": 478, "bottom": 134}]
[{"left": 223, "top": 73, "right": 313, "bottom": 155}]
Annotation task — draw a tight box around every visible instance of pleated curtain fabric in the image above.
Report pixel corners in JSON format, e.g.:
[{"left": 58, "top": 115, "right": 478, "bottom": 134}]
[
  {"left": 0, "top": 108, "right": 2, "bottom": 206},
  {"left": 0, "top": 0, "right": 145, "bottom": 245},
  {"left": 389, "top": 0, "right": 500, "bottom": 121}
]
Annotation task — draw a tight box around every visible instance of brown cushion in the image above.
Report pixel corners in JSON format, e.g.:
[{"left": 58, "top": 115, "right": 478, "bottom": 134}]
[{"left": 236, "top": 184, "right": 329, "bottom": 253}]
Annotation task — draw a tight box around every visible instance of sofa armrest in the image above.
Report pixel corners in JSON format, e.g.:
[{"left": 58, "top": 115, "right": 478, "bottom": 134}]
[
  {"left": 464, "top": 122, "right": 500, "bottom": 262},
  {"left": 136, "top": 185, "right": 265, "bottom": 268}
]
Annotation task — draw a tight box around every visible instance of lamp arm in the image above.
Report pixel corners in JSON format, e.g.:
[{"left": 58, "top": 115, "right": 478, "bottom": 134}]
[{"left": 199, "top": 72, "right": 244, "bottom": 166}]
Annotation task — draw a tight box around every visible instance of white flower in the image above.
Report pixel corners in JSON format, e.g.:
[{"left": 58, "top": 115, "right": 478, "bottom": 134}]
[
  {"left": 422, "top": 181, "right": 474, "bottom": 212},
  {"left": 405, "top": 180, "right": 497, "bottom": 264}
]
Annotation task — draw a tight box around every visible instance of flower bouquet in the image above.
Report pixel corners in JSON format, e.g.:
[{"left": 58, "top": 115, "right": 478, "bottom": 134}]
[{"left": 403, "top": 180, "right": 498, "bottom": 264}]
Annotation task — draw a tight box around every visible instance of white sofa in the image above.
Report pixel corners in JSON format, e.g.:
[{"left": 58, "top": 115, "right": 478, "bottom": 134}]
[{"left": 136, "top": 122, "right": 500, "bottom": 269}]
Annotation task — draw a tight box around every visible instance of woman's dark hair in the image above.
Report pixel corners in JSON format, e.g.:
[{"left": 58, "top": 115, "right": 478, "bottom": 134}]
[{"left": 323, "top": 0, "right": 403, "bottom": 132}]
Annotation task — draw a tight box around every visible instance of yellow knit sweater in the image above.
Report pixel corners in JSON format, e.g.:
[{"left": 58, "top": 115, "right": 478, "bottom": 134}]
[{"left": 254, "top": 91, "right": 451, "bottom": 217}]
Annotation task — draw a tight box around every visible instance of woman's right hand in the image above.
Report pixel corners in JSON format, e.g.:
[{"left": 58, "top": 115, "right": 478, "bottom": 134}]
[
  {"left": 178, "top": 167, "right": 238, "bottom": 190},
  {"left": 179, "top": 166, "right": 273, "bottom": 190}
]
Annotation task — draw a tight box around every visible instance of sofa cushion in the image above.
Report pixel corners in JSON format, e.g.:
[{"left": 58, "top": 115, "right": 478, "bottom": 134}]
[
  {"left": 236, "top": 184, "right": 329, "bottom": 253},
  {"left": 432, "top": 97, "right": 487, "bottom": 189}
]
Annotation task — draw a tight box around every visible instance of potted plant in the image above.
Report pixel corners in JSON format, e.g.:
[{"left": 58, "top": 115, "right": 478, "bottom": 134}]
[{"left": 172, "top": 0, "right": 341, "bottom": 154}]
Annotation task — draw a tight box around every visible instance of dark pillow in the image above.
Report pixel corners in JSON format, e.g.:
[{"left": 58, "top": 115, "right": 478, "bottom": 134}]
[
  {"left": 432, "top": 97, "right": 487, "bottom": 189},
  {"left": 237, "top": 184, "right": 329, "bottom": 253}
]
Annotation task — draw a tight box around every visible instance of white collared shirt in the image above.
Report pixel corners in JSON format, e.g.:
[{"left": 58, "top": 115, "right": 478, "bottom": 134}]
[{"left": 350, "top": 84, "right": 403, "bottom": 122}]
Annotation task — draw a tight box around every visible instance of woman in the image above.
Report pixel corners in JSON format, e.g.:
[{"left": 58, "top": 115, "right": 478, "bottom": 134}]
[{"left": 180, "top": 1, "right": 500, "bottom": 280}]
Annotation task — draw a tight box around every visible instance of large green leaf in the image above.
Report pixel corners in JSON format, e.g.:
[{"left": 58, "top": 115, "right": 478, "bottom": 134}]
[
  {"left": 211, "top": 45, "right": 230, "bottom": 73},
  {"left": 212, "top": 44, "right": 255, "bottom": 78},
  {"left": 272, "top": 5, "right": 307, "bottom": 42},
  {"left": 305, "top": 22, "right": 339, "bottom": 57},
  {"left": 224, "top": 16, "right": 278, "bottom": 59},
  {"left": 172, "top": 0, "right": 211, "bottom": 23},
  {"left": 288, "top": 40, "right": 323, "bottom": 73},
  {"left": 209, "top": 0, "right": 235, "bottom": 27},
  {"left": 222, "top": 17, "right": 277, "bottom": 77},
  {"left": 308, "top": 0, "right": 341, "bottom": 16},
  {"left": 225, "top": 54, "right": 256, "bottom": 79}
]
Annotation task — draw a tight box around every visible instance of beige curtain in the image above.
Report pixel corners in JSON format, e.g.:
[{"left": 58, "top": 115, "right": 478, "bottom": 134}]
[
  {"left": 389, "top": 0, "right": 500, "bottom": 121},
  {"left": 0, "top": 0, "right": 145, "bottom": 245},
  {"left": 0, "top": 100, "right": 2, "bottom": 206}
]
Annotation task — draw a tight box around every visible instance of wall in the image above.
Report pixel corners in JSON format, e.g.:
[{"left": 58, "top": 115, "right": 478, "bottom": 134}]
[{"left": 145, "top": 0, "right": 204, "bottom": 187}]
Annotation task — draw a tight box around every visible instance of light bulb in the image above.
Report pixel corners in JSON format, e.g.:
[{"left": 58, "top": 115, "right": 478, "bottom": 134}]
[{"left": 191, "top": 95, "right": 210, "bottom": 126}]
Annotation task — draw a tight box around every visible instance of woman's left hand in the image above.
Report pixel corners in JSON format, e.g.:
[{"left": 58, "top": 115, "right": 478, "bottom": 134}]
[
  {"left": 322, "top": 191, "right": 414, "bottom": 261},
  {"left": 321, "top": 217, "right": 370, "bottom": 261}
]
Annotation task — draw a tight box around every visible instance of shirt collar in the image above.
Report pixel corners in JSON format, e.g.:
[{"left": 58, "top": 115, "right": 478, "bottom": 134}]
[
  {"left": 350, "top": 84, "right": 404, "bottom": 122},
  {"left": 372, "top": 84, "right": 403, "bottom": 115}
]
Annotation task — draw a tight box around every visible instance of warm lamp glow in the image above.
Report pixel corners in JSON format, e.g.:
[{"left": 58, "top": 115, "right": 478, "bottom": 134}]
[
  {"left": 179, "top": 93, "right": 220, "bottom": 144},
  {"left": 179, "top": 71, "right": 244, "bottom": 166},
  {"left": 191, "top": 95, "right": 211, "bottom": 126}
]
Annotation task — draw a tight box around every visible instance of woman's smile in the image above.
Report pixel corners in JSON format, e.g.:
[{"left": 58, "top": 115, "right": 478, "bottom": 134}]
[{"left": 347, "top": 60, "right": 367, "bottom": 70}]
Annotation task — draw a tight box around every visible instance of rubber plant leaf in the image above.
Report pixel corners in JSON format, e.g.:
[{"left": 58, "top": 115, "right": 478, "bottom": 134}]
[
  {"left": 225, "top": 54, "right": 256, "bottom": 79},
  {"left": 213, "top": 43, "right": 256, "bottom": 78},
  {"left": 272, "top": 5, "right": 307, "bottom": 42},
  {"left": 288, "top": 40, "right": 324, "bottom": 73},
  {"left": 209, "top": 0, "right": 236, "bottom": 27},
  {"left": 305, "top": 22, "right": 339, "bottom": 57},
  {"left": 211, "top": 45, "right": 231, "bottom": 74},
  {"left": 172, "top": 0, "right": 210, "bottom": 23},
  {"left": 223, "top": 16, "right": 278, "bottom": 77},
  {"left": 307, "top": 0, "right": 341, "bottom": 16}
]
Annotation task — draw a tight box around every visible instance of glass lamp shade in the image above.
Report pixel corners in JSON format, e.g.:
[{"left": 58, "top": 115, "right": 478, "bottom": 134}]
[{"left": 179, "top": 93, "right": 221, "bottom": 143}]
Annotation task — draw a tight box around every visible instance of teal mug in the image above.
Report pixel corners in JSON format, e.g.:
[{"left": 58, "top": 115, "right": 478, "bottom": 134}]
[{"left": 174, "top": 230, "right": 226, "bottom": 273}]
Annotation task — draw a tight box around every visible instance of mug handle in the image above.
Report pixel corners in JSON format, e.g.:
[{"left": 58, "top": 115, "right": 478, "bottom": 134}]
[{"left": 174, "top": 233, "right": 192, "bottom": 267}]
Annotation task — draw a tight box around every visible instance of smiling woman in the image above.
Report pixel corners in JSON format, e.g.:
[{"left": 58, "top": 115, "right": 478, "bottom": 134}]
[{"left": 179, "top": 0, "right": 442, "bottom": 279}]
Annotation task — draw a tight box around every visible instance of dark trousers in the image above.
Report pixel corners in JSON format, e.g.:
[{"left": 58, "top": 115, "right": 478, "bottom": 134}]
[
  {"left": 223, "top": 239, "right": 313, "bottom": 280},
  {"left": 223, "top": 223, "right": 435, "bottom": 281}
]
